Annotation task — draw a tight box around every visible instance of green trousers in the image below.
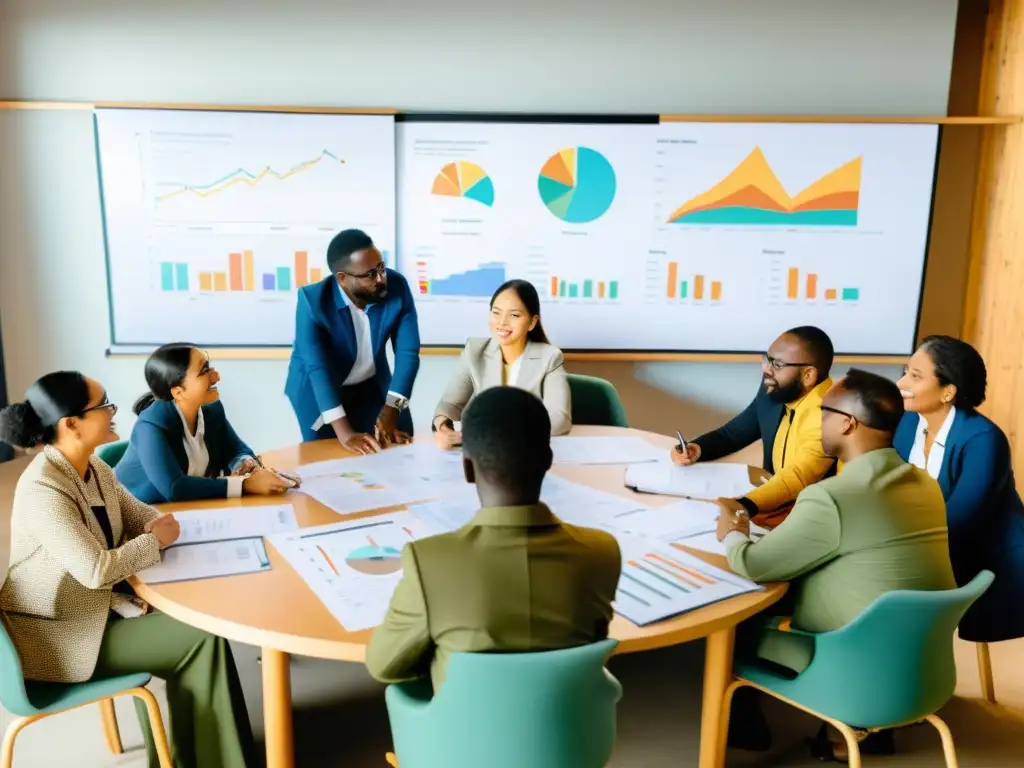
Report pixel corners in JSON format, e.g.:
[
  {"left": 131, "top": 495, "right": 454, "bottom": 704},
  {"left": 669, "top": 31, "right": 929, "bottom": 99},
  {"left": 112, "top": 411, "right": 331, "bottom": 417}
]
[{"left": 93, "top": 612, "right": 256, "bottom": 768}]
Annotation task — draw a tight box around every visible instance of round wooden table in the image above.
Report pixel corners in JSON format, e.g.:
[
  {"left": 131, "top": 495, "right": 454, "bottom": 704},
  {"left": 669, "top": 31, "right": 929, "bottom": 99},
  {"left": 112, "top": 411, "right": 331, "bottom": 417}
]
[{"left": 132, "top": 426, "right": 786, "bottom": 768}]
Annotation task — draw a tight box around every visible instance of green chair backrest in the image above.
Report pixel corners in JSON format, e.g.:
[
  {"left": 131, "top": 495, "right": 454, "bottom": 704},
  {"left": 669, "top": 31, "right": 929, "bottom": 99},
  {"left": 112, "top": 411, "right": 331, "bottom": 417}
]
[
  {"left": 0, "top": 614, "right": 39, "bottom": 716},
  {"left": 567, "top": 375, "right": 628, "bottom": 428},
  {"left": 757, "top": 570, "right": 993, "bottom": 728},
  {"left": 96, "top": 440, "right": 129, "bottom": 468},
  {"left": 385, "top": 639, "right": 621, "bottom": 768}
]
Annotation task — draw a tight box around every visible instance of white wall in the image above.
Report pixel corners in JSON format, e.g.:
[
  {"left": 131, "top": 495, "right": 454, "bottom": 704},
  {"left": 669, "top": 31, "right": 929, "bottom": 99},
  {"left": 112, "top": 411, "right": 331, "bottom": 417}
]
[{"left": 0, "top": 0, "right": 959, "bottom": 452}]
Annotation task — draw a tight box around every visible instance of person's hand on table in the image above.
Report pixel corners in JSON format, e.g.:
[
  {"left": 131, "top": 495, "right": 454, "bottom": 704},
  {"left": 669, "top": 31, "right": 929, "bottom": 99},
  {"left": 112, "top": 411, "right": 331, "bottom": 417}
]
[
  {"left": 243, "top": 468, "right": 292, "bottom": 495},
  {"left": 432, "top": 417, "right": 462, "bottom": 450},
  {"left": 231, "top": 456, "right": 260, "bottom": 476},
  {"left": 715, "top": 497, "right": 751, "bottom": 541},
  {"left": 343, "top": 433, "right": 382, "bottom": 455},
  {"left": 375, "top": 406, "right": 410, "bottom": 448},
  {"left": 146, "top": 513, "right": 180, "bottom": 548},
  {"left": 671, "top": 442, "right": 701, "bottom": 466}
]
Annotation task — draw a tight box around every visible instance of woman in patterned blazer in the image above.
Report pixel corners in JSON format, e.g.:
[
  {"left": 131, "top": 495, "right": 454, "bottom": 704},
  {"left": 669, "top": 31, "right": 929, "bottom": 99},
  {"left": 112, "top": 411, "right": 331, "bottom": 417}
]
[{"left": 0, "top": 371, "right": 255, "bottom": 768}]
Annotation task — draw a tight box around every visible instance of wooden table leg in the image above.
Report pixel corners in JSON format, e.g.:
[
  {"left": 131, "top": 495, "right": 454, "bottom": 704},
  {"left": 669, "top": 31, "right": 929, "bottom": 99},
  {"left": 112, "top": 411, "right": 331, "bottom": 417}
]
[
  {"left": 261, "top": 648, "right": 294, "bottom": 768},
  {"left": 698, "top": 627, "right": 736, "bottom": 768}
]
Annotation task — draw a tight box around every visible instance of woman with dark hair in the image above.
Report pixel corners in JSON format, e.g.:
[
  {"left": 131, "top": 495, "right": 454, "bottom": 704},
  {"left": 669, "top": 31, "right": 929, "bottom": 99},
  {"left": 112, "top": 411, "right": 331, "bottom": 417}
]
[
  {"left": 0, "top": 371, "right": 255, "bottom": 768},
  {"left": 116, "top": 343, "right": 296, "bottom": 503},
  {"left": 895, "top": 335, "right": 1024, "bottom": 642},
  {"left": 433, "top": 279, "right": 571, "bottom": 448}
]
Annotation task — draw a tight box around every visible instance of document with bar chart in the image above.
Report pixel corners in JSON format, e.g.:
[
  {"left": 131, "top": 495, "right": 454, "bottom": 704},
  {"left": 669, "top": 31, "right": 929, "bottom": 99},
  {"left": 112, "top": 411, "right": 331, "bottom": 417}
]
[
  {"left": 397, "top": 120, "right": 655, "bottom": 346},
  {"left": 612, "top": 534, "right": 763, "bottom": 626},
  {"left": 648, "top": 122, "right": 938, "bottom": 353},
  {"left": 95, "top": 108, "right": 395, "bottom": 347}
]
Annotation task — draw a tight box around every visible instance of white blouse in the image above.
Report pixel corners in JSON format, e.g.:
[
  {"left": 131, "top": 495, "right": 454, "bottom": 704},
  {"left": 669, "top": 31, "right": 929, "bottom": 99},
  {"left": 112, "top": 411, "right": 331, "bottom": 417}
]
[
  {"left": 907, "top": 406, "right": 956, "bottom": 480},
  {"left": 174, "top": 404, "right": 244, "bottom": 497}
]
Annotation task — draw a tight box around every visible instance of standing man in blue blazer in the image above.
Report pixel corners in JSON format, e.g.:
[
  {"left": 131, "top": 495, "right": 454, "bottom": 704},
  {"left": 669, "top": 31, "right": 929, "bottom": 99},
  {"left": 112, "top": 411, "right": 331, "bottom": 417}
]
[{"left": 286, "top": 229, "right": 420, "bottom": 453}]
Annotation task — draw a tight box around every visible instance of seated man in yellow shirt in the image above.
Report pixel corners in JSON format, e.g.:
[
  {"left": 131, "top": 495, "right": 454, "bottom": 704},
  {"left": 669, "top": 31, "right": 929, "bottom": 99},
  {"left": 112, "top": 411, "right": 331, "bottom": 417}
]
[
  {"left": 365, "top": 386, "right": 622, "bottom": 692},
  {"left": 672, "top": 326, "right": 837, "bottom": 527}
]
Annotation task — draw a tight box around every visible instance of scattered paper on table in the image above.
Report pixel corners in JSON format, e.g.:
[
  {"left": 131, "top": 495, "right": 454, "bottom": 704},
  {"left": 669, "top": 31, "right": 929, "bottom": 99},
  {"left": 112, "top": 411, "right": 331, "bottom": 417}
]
[
  {"left": 551, "top": 436, "right": 665, "bottom": 465},
  {"left": 611, "top": 534, "right": 763, "bottom": 626},
  {"left": 624, "top": 460, "right": 757, "bottom": 499},
  {"left": 269, "top": 512, "right": 441, "bottom": 630},
  {"left": 138, "top": 539, "right": 271, "bottom": 584},
  {"left": 605, "top": 498, "right": 721, "bottom": 542},
  {"left": 540, "top": 475, "right": 649, "bottom": 527},
  {"left": 298, "top": 472, "right": 436, "bottom": 516},
  {"left": 409, "top": 491, "right": 480, "bottom": 534},
  {"left": 170, "top": 504, "right": 298, "bottom": 547},
  {"left": 675, "top": 527, "right": 769, "bottom": 557}
]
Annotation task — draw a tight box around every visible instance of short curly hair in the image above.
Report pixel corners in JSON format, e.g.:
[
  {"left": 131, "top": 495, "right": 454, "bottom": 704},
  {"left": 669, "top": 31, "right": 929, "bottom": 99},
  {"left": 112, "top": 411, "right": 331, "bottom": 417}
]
[{"left": 919, "top": 335, "right": 987, "bottom": 411}]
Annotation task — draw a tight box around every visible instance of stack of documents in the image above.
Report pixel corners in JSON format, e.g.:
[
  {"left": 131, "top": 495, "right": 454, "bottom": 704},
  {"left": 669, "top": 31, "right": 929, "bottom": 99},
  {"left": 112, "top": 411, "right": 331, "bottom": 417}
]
[
  {"left": 138, "top": 504, "right": 299, "bottom": 584},
  {"left": 624, "top": 460, "right": 757, "bottom": 499}
]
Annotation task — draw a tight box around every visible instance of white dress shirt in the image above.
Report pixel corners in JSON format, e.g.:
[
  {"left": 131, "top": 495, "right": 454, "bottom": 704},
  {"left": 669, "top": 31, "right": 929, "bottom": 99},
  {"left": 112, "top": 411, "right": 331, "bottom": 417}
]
[
  {"left": 908, "top": 406, "right": 956, "bottom": 480},
  {"left": 312, "top": 286, "right": 404, "bottom": 431},
  {"left": 175, "top": 404, "right": 244, "bottom": 498},
  {"left": 502, "top": 355, "right": 523, "bottom": 387}
]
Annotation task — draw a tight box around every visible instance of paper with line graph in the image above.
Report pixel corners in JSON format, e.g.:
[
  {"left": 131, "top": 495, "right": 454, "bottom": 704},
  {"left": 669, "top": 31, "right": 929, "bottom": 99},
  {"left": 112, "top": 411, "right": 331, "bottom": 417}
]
[
  {"left": 268, "top": 512, "right": 439, "bottom": 630},
  {"left": 611, "top": 534, "right": 763, "bottom": 626}
]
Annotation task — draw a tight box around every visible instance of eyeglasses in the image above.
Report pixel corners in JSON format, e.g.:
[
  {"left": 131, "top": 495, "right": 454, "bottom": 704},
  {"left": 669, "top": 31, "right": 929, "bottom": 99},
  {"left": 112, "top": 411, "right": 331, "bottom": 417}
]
[
  {"left": 82, "top": 393, "right": 118, "bottom": 418},
  {"left": 820, "top": 404, "right": 888, "bottom": 431},
  {"left": 343, "top": 262, "right": 386, "bottom": 280},
  {"left": 763, "top": 354, "right": 813, "bottom": 371}
]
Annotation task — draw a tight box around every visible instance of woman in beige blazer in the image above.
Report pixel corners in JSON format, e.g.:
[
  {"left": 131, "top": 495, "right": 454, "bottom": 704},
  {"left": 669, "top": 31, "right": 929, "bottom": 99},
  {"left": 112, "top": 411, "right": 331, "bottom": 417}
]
[
  {"left": 0, "top": 371, "right": 255, "bottom": 768},
  {"left": 433, "top": 279, "right": 571, "bottom": 449}
]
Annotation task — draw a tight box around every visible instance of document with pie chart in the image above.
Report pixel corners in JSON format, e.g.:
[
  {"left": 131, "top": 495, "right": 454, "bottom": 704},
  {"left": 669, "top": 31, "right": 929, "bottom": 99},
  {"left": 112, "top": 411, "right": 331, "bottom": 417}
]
[
  {"left": 397, "top": 120, "right": 655, "bottom": 346},
  {"left": 269, "top": 512, "right": 440, "bottom": 630}
]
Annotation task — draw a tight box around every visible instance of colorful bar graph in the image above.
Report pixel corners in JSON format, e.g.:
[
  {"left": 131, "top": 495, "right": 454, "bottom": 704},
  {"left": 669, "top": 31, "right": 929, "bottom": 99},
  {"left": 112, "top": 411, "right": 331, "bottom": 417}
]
[
  {"left": 842, "top": 287, "right": 860, "bottom": 301},
  {"left": 213, "top": 272, "right": 228, "bottom": 292},
  {"left": 175, "top": 263, "right": 188, "bottom": 291},
  {"left": 569, "top": 284, "right": 578, "bottom": 298},
  {"left": 694, "top": 275, "right": 705, "bottom": 300},
  {"left": 711, "top": 281, "right": 722, "bottom": 301},
  {"left": 559, "top": 281, "right": 567, "bottom": 297},
  {"left": 276, "top": 266, "right": 291, "bottom": 291},
  {"left": 553, "top": 276, "right": 619, "bottom": 301},
  {"left": 782, "top": 266, "right": 860, "bottom": 302},
  {"left": 263, "top": 273, "right": 276, "bottom": 291},
  {"left": 680, "top": 281, "right": 688, "bottom": 299},
  {"left": 667, "top": 262, "right": 678, "bottom": 299},
  {"left": 806, "top": 273, "right": 818, "bottom": 300},
  {"left": 159, "top": 262, "right": 190, "bottom": 292},
  {"left": 199, "top": 272, "right": 212, "bottom": 292},
  {"left": 551, "top": 276, "right": 559, "bottom": 297},
  {"left": 243, "top": 251, "right": 254, "bottom": 291},
  {"left": 583, "top": 279, "right": 593, "bottom": 298},
  {"left": 598, "top": 281, "right": 606, "bottom": 298},
  {"left": 787, "top": 267, "right": 799, "bottom": 299},
  {"left": 229, "top": 253, "right": 243, "bottom": 291},
  {"left": 295, "top": 250, "right": 308, "bottom": 288},
  {"left": 160, "top": 263, "right": 174, "bottom": 291},
  {"left": 666, "top": 262, "right": 722, "bottom": 302},
  {"left": 609, "top": 281, "right": 619, "bottom": 299},
  {"left": 825, "top": 288, "right": 838, "bottom": 300}
]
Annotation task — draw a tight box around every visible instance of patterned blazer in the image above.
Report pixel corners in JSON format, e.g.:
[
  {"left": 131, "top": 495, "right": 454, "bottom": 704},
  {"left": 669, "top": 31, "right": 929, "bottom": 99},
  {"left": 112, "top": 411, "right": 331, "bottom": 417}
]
[{"left": 0, "top": 446, "right": 162, "bottom": 683}]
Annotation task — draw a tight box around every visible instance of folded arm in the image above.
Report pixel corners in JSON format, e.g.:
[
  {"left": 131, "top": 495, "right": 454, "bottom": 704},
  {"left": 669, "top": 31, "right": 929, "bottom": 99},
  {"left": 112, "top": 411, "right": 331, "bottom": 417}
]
[
  {"left": 365, "top": 545, "right": 434, "bottom": 683},
  {"left": 727, "top": 484, "right": 841, "bottom": 582}
]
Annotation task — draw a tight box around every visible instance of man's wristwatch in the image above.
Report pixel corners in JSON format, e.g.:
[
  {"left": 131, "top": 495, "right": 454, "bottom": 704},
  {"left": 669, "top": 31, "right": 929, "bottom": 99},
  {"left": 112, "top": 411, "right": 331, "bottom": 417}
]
[{"left": 385, "top": 393, "right": 409, "bottom": 411}]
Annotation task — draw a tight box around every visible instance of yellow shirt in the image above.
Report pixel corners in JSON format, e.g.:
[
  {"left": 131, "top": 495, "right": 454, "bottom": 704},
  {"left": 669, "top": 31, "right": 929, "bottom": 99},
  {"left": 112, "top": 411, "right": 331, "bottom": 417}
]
[{"left": 745, "top": 378, "right": 839, "bottom": 524}]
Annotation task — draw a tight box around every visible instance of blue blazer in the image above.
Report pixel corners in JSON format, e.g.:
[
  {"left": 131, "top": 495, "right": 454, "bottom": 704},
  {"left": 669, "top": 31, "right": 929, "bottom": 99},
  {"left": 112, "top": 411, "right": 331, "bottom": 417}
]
[
  {"left": 894, "top": 409, "right": 1024, "bottom": 642},
  {"left": 115, "top": 400, "right": 254, "bottom": 504},
  {"left": 285, "top": 271, "right": 420, "bottom": 432}
]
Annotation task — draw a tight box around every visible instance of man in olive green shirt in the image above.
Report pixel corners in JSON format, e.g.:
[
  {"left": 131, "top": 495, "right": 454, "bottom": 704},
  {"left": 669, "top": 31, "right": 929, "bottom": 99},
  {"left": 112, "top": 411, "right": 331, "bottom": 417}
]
[
  {"left": 716, "top": 369, "right": 955, "bottom": 752},
  {"left": 365, "top": 386, "right": 622, "bottom": 691}
]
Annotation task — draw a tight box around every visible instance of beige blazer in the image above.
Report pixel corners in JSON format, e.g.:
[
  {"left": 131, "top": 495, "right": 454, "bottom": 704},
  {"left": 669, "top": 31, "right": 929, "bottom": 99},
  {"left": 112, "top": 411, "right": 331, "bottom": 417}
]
[
  {"left": 0, "top": 446, "right": 162, "bottom": 683},
  {"left": 434, "top": 338, "right": 572, "bottom": 435}
]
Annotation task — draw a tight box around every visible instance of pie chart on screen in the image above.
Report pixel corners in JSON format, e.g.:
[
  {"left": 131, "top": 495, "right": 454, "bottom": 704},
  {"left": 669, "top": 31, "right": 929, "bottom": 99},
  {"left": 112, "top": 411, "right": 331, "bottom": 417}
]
[{"left": 538, "top": 146, "right": 617, "bottom": 224}]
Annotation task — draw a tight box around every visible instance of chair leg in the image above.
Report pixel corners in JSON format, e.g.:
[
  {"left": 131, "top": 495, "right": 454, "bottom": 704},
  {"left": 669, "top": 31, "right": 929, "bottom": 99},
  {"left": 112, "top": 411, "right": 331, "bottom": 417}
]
[
  {"left": 2, "top": 715, "right": 44, "bottom": 768},
  {"left": 976, "top": 642, "right": 996, "bottom": 704},
  {"left": 99, "top": 698, "right": 123, "bottom": 754},
  {"left": 833, "top": 722, "right": 863, "bottom": 768},
  {"left": 925, "top": 714, "right": 960, "bottom": 768},
  {"left": 717, "top": 678, "right": 746, "bottom": 753},
  {"left": 128, "top": 686, "right": 174, "bottom": 768}
]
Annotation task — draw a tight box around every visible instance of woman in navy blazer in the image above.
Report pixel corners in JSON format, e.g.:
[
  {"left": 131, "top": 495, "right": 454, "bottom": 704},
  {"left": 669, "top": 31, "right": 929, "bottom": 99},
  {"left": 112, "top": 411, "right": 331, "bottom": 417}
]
[
  {"left": 116, "top": 344, "right": 295, "bottom": 503},
  {"left": 895, "top": 335, "right": 1024, "bottom": 642}
]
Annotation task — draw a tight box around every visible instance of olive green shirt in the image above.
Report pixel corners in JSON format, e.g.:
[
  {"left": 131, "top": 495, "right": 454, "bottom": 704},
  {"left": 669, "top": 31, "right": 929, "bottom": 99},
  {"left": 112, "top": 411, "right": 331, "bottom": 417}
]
[
  {"left": 365, "top": 503, "right": 621, "bottom": 691},
  {"left": 727, "top": 447, "right": 956, "bottom": 672}
]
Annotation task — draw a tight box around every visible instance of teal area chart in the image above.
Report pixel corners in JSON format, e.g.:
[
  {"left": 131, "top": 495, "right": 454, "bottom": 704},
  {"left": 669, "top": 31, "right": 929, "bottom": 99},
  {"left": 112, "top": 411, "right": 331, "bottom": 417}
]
[{"left": 538, "top": 146, "right": 617, "bottom": 224}]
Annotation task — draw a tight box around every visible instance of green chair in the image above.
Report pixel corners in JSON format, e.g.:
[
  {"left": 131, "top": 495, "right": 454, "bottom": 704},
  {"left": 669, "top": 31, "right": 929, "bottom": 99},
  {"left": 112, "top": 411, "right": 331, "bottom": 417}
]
[
  {"left": 96, "top": 439, "right": 129, "bottom": 468},
  {"left": 384, "top": 639, "right": 622, "bottom": 768},
  {"left": 567, "top": 374, "right": 628, "bottom": 428},
  {"left": 724, "top": 571, "right": 994, "bottom": 768},
  {"left": 0, "top": 616, "right": 173, "bottom": 767}
]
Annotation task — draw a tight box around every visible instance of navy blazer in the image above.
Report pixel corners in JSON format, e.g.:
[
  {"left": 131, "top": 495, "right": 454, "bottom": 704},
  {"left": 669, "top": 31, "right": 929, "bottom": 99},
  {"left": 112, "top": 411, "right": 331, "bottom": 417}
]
[
  {"left": 693, "top": 385, "right": 785, "bottom": 471},
  {"left": 115, "top": 400, "right": 254, "bottom": 504},
  {"left": 894, "top": 409, "right": 1024, "bottom": 642},
  {"left": 285, "top": 271, "right": 420, "bottom": 432}
]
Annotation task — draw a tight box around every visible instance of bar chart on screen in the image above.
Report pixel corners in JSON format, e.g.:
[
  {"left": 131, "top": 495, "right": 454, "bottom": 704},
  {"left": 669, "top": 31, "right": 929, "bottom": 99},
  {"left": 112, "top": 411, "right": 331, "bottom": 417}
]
[
  {"left": 766, "top": 260, "right": 861, "bottom": 305},
  {"left": 612, "top": 535, "right": 763, "bottom": 626}
]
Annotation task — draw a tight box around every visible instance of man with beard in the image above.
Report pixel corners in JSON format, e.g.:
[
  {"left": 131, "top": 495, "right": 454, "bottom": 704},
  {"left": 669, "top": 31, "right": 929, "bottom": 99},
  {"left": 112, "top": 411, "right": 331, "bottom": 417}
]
[
  {"left": 672, "top": 326, "right": 836, "bottom": 527},
  {"left": 286, "top": 229, "right": 420, "bottom": 454}
]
